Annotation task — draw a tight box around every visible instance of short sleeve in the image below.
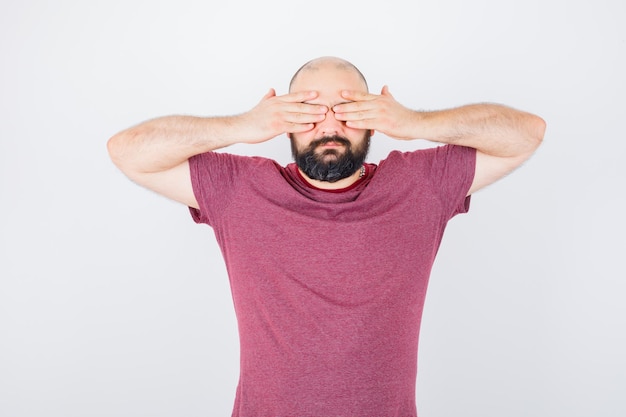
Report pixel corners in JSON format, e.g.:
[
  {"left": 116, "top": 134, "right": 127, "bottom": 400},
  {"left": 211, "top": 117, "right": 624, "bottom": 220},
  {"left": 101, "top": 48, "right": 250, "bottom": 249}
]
[
  {"left": 424, "top": 144, "right": 476, "bottom": 218},
  {"left": 188, "top": 151, "right": 248, "bottom": 226}
]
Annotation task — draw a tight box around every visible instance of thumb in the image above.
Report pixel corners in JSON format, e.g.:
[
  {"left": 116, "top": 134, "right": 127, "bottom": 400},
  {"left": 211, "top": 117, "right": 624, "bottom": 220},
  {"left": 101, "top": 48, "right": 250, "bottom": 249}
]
[
  {"left": 381, "top": 85, "right": 393, "bottom": 97},
  {"left": 262, "top": 88, "right": 276, "bottom": 100}
]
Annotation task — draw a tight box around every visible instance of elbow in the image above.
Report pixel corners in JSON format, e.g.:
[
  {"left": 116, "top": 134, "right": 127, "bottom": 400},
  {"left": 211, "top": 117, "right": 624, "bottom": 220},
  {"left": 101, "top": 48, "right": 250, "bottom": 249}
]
[
  {"left": 534, "top": 115, "right": 547, "bottom": 141},
  {"left": 528, "top": 114, "right": 546, "bottom": 151},
  {"left": 107, "top": 130, "right": 141, "bottom": 175},
  {"left": 107, "top": 127, "right": 142, "bottom": 169},
  {"left": 106, "top": 132, "right": 126, "bottom": 168}
]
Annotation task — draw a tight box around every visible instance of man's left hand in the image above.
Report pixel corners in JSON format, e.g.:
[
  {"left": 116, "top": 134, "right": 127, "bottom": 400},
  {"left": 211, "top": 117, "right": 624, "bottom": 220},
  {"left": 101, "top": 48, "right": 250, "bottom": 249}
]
[{"left": 332, "top": 86, "right": 418, "bottom": 140}]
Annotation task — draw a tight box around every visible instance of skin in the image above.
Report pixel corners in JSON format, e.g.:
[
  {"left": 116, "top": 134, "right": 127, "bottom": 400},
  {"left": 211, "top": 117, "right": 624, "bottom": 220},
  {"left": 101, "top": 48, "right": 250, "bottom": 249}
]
[{"left": 107, "top": 56, "right": 546, "bottom": 209}]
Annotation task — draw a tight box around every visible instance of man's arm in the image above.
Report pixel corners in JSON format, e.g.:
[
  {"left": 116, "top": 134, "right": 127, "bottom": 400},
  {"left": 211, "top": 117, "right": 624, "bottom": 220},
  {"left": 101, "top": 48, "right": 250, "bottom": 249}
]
[
  {"left": 333, "top": 86, "right": 546, "bottom": 195},
  {"left": 107, "top": 89, "right": 328, "bottom": 208}
]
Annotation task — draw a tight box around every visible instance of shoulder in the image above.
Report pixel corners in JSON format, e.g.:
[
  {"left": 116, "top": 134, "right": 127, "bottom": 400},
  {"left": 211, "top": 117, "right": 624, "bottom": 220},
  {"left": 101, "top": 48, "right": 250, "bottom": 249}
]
[
  {"left": 190, "top": 152, "right": 279, "bottom": 175},
  {"left": 374, "top": 145, "right": 475, "bottom": 196},
  {"left": 191, "top": 151, "right": 275, "bottom": 166},
  {"left": 189, "top": 152, "right": 283, "bottom": 199},
  {"left": 378, "top": 145, "right": 475, "bottom": 172},
  {"left": 377, "top": 145, "right": 446, "bottom": 169}
]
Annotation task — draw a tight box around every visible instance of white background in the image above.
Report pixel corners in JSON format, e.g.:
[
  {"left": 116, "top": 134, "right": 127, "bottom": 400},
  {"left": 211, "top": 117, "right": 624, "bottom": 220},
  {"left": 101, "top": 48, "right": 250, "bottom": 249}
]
[{"left": 1, "top": 1, "right": 624, "bottom": 416}]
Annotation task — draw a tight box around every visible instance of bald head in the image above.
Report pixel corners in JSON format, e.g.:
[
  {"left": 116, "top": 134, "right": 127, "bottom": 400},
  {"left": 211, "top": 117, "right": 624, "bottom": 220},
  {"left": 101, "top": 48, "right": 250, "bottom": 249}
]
[{"left": 289, "top": 56, "right": 368, "bottom": 92}]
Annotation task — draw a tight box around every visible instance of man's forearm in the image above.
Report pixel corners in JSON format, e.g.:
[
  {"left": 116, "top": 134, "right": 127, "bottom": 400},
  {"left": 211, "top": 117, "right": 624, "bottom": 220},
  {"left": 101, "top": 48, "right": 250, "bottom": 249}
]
[
  {"left": 107, "top": 115, "right": 246, "bottom": 174},
  {"left": 413, "top": 103, "right": 546, "bottom": 158}
]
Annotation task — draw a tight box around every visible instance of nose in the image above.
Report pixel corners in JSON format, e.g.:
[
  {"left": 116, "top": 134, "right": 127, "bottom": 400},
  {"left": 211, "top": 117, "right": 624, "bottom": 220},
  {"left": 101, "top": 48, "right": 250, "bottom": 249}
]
[{"left": 317, "top": 107, "right": 343, "bottom": 136}]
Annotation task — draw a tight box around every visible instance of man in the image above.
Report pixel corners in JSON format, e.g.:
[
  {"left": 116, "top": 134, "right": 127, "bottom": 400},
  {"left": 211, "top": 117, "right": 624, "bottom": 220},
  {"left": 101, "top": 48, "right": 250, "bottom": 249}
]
[{"left": 107, "top": 56, "right": 545, "bottom": 416}]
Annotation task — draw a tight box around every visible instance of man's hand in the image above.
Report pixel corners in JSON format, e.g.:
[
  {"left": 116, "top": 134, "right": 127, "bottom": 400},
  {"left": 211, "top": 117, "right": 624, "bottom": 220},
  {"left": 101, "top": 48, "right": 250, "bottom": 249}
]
[
  {"left": 238, "top": 89, "right": 328, "bottom": 143},
  {"left": 332, "top": 86, "right": 418, "bottom": 140}
]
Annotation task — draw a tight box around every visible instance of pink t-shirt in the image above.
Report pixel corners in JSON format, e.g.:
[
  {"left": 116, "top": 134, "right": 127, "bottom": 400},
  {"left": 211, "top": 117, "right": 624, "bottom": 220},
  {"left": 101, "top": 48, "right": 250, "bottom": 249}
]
[{"left": 189, "top": 145, "right": 475, "bottom": 417}]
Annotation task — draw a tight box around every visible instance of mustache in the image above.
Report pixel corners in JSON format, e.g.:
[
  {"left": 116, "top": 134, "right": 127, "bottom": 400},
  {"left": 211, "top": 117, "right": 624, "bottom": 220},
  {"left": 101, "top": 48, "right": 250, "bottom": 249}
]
[{"left": 310, "top": 135, "right": 351, "bottom": 149}]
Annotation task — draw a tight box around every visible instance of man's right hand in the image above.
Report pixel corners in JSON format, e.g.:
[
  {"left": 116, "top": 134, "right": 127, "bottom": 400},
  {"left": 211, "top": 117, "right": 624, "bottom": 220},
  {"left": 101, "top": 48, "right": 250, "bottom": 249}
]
[{"left": 236, "top": 89, "right": 328, "bottom": 144}]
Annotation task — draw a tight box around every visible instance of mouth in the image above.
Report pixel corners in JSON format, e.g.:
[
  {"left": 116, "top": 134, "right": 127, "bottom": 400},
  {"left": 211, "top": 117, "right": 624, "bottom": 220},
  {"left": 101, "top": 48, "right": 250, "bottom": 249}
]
[
  {"left": 306, "top": 136, "right": 351, "bottom": 158},
  {"left": 318, "top": 141, "right": 345, "bottom": 149},
  {"left": 314, "top": 136, "right": 351, "bottom": 148}
]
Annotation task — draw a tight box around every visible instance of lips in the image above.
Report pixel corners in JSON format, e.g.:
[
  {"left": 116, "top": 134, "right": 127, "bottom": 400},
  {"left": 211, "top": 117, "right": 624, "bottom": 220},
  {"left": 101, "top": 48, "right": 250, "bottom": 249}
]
[
  {"left": 314, "top": 136, "right": 351, "bottom": 148},
  {"left": 319, "top": 141, "right": 344, "bottom": 147}
]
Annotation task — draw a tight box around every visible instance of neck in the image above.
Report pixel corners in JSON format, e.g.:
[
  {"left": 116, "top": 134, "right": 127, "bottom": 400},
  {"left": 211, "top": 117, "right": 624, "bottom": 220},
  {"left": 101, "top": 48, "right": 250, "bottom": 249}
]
[{"left": 298, "top": 165, "right": 365, "bottom": 190}]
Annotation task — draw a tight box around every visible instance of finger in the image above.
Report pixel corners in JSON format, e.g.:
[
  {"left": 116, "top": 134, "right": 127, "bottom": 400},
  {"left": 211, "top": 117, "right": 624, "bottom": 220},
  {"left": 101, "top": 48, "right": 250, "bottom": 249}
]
[
  {"left": 381, "top": 85, "right": 392, "bottom": 96},
  {"left": 345, "top": 119, "right": 376, "bottom": 130},
  {"left": 333, "top": 99, "right": 380, "bottom": 120},
  {"left": 333, "top": 101, "right": 376, "bottom": 117},
  {"left": 285, "top": 122, "right": 315, "bottom": 134},
  {"left": 285, "top": 102, "right": 328, "bottom": 117},
  {"left": 292, "top": 103, "right": 328, "bottom": 114},
  {"left": 284, "top": 110, "right": 326, "bottom": 124},
  {"left": 334, "top": 110, "right": 375, "bottom": 123},
  {"left": 334, "top": 92, "right": 379, "bottom": 115},
  {"left": 265, "top": 88, "right": 276, "bottom": 99},
  {"left": 277, "top": 100, "right": 327, "bottom": 125},
  {"left": 281, "top": 90, "right": 319, "bottom": 103},
  {"left": 340, "top": 89, "right": 377, "bottom": 102},
  {"left": 258, "top": 88, "right": 277, "bottom": 104}
]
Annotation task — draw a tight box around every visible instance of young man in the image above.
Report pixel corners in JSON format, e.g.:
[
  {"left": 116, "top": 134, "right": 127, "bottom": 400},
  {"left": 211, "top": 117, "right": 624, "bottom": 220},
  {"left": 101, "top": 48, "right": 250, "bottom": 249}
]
[{"left": 107, "top": 56, "right": 545, "bottom": 416}]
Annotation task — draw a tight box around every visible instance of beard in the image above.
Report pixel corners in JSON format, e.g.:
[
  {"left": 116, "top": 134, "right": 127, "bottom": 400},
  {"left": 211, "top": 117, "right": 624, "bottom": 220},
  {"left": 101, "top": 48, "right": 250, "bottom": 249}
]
[{"left": 290, "top": 132, "right": 371, "bottom": 183}]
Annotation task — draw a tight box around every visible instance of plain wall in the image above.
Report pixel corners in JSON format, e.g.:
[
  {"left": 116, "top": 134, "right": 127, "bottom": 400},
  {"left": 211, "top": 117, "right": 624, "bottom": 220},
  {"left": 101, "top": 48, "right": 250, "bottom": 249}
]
[{"left": 1, "top": 0, "right": 624, "bottom": 416}]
